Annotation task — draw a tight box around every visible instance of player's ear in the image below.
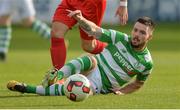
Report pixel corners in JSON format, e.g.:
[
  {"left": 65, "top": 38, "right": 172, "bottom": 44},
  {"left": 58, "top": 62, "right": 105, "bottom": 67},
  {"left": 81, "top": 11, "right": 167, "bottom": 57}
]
[
  {"left": 147, "top": 29, "right": 153, "bottom": 41},
  {"left": 148, "top": 34, "right": 153, "bottom": 41}
]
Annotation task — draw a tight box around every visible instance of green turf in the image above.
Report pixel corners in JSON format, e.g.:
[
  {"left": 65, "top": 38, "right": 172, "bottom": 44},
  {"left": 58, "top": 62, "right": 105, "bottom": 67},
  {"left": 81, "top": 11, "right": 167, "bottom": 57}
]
[{"left": 0, "top": 23, "right": 180, "bottom": 109}]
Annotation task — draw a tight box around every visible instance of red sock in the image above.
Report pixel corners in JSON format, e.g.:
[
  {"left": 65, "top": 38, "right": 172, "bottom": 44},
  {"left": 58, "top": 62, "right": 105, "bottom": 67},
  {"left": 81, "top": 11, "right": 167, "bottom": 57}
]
[
  {"left": 91, "top": 40, "right": 107, "bottom": 54},
  {"left": 50, "top": 37, "right": 66, "bottom": 69}
]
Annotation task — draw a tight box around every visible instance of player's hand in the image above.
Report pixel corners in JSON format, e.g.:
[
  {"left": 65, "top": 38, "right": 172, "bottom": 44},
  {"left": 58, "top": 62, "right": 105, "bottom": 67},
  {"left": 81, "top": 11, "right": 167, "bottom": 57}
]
[
  {"left": 115, "top": 6, "right": 128, "bottom": 25},
  {"left": 111, "top": 88, "right": 124, "bottom": 95},
  {"left": 67, "top": 9, "right": 83, "bottom": 21}
]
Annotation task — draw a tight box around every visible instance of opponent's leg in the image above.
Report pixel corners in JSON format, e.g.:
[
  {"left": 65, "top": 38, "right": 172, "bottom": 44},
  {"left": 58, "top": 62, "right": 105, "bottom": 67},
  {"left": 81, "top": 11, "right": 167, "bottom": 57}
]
[
  {"left": 50, "top": 0, "right": 78, "bottom": 69},
  {"left": 0, "top": 15, "right": 12, "bottom": 61},
  {"left": 80, "top": 0, "right": 107, "bottom": 54},
  {"left": 50, "top": 22, "right": 69, "bottom": 69},
  {"left": 19, "top": 0, "right": 51, "bottom": 39},
  {"left": 31, "top": 19, "right": 51, "bottom": 39}
]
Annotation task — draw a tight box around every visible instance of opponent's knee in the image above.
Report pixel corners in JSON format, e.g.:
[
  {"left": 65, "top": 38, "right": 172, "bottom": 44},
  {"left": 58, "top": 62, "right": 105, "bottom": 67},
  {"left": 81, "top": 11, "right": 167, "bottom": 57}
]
[
  {"left": 81, "top": 39, "right": 96, "bottom": 53},
  {"left": 81, "top": 39, "right": 107, "bottom": 54},
  {"left": 51, "top": 22, "right": 69, "bottom": 38},
  {"left": 22, "top": 16, "right": 35, "bottom": 27},
  {"left": 0, "top": 15, "right": 11, "bottom": 25}
]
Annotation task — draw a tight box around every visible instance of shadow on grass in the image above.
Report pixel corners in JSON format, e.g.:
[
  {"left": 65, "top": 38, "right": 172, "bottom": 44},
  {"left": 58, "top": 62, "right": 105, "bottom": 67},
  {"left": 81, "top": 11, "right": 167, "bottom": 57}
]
[{"left": 0, "top": 94, "right": 39, "bottom": 99}]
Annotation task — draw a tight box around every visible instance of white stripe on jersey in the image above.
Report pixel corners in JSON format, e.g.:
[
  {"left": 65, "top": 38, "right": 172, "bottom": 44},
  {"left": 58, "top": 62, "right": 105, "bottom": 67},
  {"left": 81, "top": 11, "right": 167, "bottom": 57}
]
[
  {"left": 123, "top": 33, "right": 129, "bottom": 42},
  {"left": 97, "top": 55, "right": 120, "bottom": 88},
  {"left": 100, "top": 48, "right": 132, "bottom": 82},
  {"left": 36, "top": 86, "right": 45, "bottom": 95},
  {"left": 70, "top": 59, "right": 82, "bottom": 74},
  {"left": 110, "top": 29, "right": 116, "bottom": 44},
  {"left": 115, "top": 42, "right": 146, "bottom": 72},
  {"left": 49, "top": 84, "right": 55, "bottom": 95}
]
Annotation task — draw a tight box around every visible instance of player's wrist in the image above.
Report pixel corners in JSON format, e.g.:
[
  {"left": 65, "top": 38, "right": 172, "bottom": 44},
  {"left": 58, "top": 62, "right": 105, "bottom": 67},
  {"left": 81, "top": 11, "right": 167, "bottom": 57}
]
[{"left": 119, "top": 1, "right": 128, "bottom": 7}]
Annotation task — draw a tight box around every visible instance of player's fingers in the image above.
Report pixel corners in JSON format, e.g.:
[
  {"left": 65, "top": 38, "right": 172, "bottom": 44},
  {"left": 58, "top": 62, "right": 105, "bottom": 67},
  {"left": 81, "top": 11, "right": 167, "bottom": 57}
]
[
  {"left": 66, "top": 9, "right": 74, "bottom": 17},
  {"left": 120, "top": 15, "right": 124, "bottom": 25},
  {"left": 120, "top": 15, "right": 127, "bottom": 25},
  {"left": 122, "top": 15, "right": 127, "bottom": 25},
  {"left": 67, "top": 10, "right": 77, "bottom": 17},
  {"left": 66, "top": 9, "right": 72, "bottom": 13},
  {"left": 67, "top": 10, "right": 81, "bottom": 17},
  {"left": 123, "top": 14, "right": 128, "bottom": 25}
]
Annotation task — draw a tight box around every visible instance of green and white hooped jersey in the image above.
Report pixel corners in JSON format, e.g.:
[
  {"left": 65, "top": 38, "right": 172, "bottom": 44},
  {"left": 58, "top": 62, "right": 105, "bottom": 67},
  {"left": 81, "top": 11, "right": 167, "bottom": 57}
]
[{"left": 95, "top": 29, "right": 153, "bottom": 93}]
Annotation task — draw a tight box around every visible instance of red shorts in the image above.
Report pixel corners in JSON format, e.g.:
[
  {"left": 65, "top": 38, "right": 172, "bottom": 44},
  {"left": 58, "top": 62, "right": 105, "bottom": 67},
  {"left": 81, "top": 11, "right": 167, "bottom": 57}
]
[{"left": 53, "top": 0, "right": 106, "bottom": 40}]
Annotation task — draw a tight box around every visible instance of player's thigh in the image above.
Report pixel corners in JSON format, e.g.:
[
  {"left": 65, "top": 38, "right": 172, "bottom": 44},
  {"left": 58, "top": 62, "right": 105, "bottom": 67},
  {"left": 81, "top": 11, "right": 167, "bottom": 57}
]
[
  {"left": 17, "top": 0, "right": 36, "bottom": 20},
  {"left": 79, "top": 0, "right": 106, "bottom": 40},
  {"left": 82, "top": 0, "right": 106, "bottom": 25},
  {"left": 52, "top": 0, "right": 78, "bottom": 38},
  {"left": 86, "top": 67, "right": 103, "bottom": 94},
  {"left": 0, "top": 0, "right": 14, "bottom": 17},
  {"left": 21, "top": 16, "right": 35, "bottom": 27},
  {"left": 0, "top": 15, "right": 11, "bottom": 25},
  {"left": 53, "top": 0, "right": 77, "bottom": 28},
  {"left": 80, "top": 38, "right": 96, "bottom": 52}
]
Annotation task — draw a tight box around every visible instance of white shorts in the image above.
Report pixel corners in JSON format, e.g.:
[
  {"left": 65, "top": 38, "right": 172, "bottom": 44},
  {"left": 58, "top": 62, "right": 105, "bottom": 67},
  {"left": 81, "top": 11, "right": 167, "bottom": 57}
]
[
  {"left": 0, "top": 0, "right": 35, "bottom": 19},
  {"left": 86, "top": 67, "right": 103, "bottom": 94}
]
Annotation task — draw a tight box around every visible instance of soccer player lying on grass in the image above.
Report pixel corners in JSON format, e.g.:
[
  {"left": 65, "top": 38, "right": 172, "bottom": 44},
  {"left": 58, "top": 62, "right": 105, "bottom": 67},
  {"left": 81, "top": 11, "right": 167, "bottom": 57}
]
[{"left": 7, "top": 10, "right": 155, "bottom": 95}]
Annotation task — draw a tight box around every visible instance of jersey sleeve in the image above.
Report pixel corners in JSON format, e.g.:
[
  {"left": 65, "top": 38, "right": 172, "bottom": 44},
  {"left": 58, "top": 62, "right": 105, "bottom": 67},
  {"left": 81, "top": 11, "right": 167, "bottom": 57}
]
[
  {"left": 97, "top": 28, "right": 128, "bottom": 44},
  {"left": 136, "top": 63, "right": 153, "bottom": 81}
]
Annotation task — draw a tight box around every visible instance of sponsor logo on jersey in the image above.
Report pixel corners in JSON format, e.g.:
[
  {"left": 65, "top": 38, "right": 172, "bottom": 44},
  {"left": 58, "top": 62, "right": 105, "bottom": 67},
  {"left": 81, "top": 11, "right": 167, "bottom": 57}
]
[{"left": 114, "top": 52, "right": 134, "bottom": 72}]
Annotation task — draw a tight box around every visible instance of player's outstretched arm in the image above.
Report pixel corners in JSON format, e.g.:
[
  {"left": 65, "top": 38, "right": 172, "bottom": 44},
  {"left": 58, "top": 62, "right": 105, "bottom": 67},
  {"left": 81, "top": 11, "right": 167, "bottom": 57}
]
[
  {"left": 67, "top": 10, "right": 102, "bottom": 37},
  {"left": 112, "top": 79, "right": 144, "bottom": 95}
]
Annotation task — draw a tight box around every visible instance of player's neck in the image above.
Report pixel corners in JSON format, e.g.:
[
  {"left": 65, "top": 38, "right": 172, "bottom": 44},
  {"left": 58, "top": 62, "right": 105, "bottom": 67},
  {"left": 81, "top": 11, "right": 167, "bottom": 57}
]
[{"left": 131, "top": 42, "right": 147, "bottom": 52}]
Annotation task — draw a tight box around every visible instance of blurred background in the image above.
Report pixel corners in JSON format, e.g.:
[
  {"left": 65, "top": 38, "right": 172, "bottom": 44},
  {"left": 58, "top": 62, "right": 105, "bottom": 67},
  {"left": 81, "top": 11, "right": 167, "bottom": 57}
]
[{"left": 10, "top": 0, "right": 180, "bottom": 24}]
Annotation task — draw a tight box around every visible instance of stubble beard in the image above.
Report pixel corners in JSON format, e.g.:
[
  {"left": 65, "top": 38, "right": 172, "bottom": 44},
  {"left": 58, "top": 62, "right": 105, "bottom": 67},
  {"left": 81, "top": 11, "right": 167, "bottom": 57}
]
[{"left": 131, "top": 41, "right": 146, "bottom": 51}]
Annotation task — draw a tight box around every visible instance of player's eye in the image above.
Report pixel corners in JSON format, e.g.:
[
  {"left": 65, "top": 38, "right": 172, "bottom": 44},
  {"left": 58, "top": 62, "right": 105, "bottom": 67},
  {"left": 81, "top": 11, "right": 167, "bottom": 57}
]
[
  {"left": 134, "top": 28, "right": 138, "bottom": 32},
  {"left": 140, "top": 30, "right": 146, "bottom": 35}
]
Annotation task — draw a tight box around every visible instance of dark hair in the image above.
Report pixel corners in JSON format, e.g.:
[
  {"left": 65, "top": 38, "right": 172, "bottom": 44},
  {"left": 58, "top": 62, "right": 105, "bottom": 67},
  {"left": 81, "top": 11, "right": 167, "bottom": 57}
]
[{"left": 136, "top": 16, "right": 155, "bottom": 30}]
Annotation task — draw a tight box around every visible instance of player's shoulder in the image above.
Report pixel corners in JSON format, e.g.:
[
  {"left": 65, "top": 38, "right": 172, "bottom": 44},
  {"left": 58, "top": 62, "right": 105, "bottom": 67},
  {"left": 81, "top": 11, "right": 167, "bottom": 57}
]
[
  {"left": 143, "top": 49, "right": 153, "bottom": 69},
  {"left": 108, "top": 29, "right": 130, "bottom": 41}
]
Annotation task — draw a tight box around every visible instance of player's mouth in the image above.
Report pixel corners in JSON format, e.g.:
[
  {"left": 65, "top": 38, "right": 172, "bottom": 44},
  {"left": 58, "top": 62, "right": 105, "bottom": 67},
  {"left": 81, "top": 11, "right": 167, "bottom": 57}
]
[{"left": 132, "top": 37, "right": 140, "bottom": 45}]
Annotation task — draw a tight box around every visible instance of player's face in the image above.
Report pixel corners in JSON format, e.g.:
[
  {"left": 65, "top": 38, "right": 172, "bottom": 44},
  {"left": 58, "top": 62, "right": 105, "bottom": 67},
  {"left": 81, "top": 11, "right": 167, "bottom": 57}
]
[{"left": 131, "top": 22, "right": 152, "bottom": 48}]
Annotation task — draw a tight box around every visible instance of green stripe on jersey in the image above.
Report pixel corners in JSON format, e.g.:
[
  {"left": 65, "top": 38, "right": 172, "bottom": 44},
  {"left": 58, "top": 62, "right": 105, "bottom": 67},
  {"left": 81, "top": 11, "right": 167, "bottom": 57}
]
[
  {"left": 55, "top": 84, "right": 59, "bottom": 95},
  {"left": 77, "top": 56, "right": 92, "bottom": 71},
  {"left": 100, "top": 54, "right": 127, "bottom": 86},
  {"left": 61, "top": 85, "right": 65, "bottom": 95},
  {"left": 45, "top": 87, "right": 50, "bottom": 95},
  {"left": 66, "top": 63, "right": 76, "bottom": 75}
]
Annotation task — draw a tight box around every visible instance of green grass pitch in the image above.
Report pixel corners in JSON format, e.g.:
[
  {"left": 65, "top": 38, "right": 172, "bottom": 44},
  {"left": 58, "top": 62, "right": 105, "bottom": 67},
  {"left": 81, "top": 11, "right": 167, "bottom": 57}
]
[{"left": 0, "top": 23, "right": 180, "bottom": 109}]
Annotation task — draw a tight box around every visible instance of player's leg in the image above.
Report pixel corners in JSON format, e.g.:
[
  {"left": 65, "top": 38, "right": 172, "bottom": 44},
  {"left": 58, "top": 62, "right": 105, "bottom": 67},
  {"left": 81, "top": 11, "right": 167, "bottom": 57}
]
[
  {"left": 80, "top": 0, "right": 107, "bottom": 54},
  {"left": 50, "top": 0, "right": 77, "bottom": 69},
  {"left": 19, "top": 0, "right": 51, "bottom": 39},
  {"left": 0, "top": 0, "right": 13, "bottom": 61},
  {"left": 7, "top": 80, "right": 65, "bottom": 96},
  {"left": 57, "top": 55, "right": 97, "bottom": 79},
  {"left": 42, "top": 55, "right": 97, "bottom": 87},
  {"left": 86, "top": 67, "right": 103, "bottom": 94}
]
